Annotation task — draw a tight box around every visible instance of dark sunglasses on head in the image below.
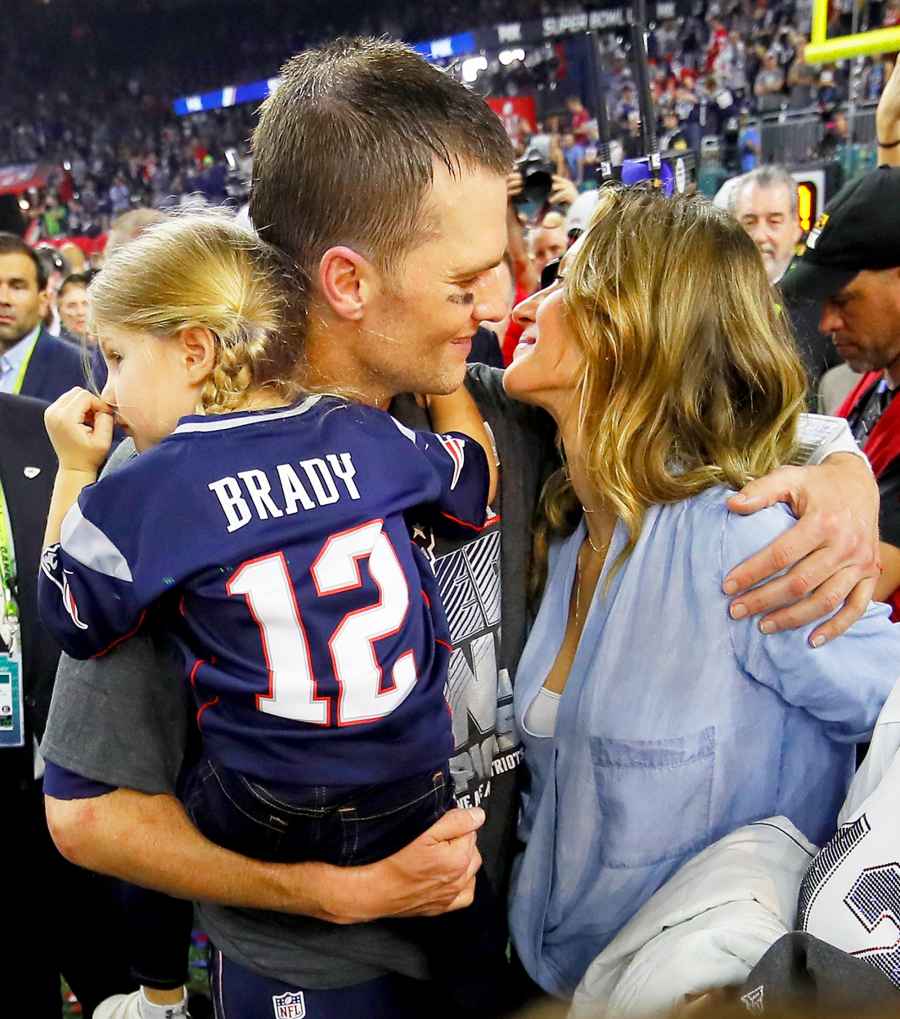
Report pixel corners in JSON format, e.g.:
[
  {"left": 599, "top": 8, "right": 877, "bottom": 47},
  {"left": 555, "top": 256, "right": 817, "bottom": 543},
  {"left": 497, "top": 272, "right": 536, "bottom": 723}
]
[{"left": 541, "top": 258, "right": 561, "bottom": 291}]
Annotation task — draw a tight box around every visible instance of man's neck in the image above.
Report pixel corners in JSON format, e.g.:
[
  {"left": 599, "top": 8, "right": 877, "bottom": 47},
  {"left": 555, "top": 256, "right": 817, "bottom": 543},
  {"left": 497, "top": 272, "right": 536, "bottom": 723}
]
[{"left": 302, "top": 318, "right": 395, "bottom": 411}]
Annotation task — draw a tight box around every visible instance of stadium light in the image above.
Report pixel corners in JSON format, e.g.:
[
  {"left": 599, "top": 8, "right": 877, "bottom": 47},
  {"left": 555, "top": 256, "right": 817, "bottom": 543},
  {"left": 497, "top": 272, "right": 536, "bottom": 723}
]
[
  {"left": 462, "top": 56, "right": 488, "bottom": 82},
  {"left": 499, "top": 48, "right": 526, "bottom": 65}
]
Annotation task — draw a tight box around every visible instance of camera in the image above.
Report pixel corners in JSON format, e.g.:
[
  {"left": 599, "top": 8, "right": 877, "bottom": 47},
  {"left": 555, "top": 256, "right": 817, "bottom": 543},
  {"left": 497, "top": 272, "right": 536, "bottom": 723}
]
[{"left": 513, "top": 152, "right": 556, "bottom": 208}]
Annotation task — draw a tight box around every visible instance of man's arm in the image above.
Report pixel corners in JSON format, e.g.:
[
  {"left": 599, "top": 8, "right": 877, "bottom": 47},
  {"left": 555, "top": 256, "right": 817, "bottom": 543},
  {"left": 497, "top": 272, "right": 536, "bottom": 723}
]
[
  {"left": 877, "top": 58, "right": 900, "bottom": 167},
  {"left": 45, "top": 789, "right": 484, "bottom": 924}
]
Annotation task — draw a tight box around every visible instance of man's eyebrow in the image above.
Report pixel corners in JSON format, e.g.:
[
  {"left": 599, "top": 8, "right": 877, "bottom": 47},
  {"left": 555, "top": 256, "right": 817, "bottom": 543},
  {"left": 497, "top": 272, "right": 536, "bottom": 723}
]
[{"left": 450, "top": 256, "right": 504, "bottom": 281}]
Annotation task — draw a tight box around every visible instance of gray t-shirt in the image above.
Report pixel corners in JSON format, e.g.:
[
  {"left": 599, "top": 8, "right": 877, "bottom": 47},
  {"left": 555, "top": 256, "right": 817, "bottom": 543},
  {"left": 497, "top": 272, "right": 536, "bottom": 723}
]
[{"left": 41, "top": 364, "right": 556, "bottom": 987}]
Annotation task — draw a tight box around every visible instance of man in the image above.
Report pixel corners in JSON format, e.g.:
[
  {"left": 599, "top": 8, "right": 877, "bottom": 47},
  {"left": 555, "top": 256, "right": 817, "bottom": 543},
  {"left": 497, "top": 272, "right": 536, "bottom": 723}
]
[
  {"left": 57, "top": 272, "right": 91, "bottom": 343},
  {"left": 530, "top": 212, "right": 568, "bottom": 279},
  {"left": 754, "top": 52, "right": 785, "bottom": 110},
  {"left": 731, "top": 165, "right": 801, "bottom": 285},
  {"left": 731, "top": 165, "right": 838, "bottom": 393},
  {"left": 44, "top": 38, "right": 879, "bottom": 1019},
  {"left": 783, "top": 165, "right": 900, "bottom": 619},
  {"left": 0, "top": 234, "right": 85, "bottom": 401},
  {"left": 1, "top": 392, "right": 133, "bottom": 1016}
]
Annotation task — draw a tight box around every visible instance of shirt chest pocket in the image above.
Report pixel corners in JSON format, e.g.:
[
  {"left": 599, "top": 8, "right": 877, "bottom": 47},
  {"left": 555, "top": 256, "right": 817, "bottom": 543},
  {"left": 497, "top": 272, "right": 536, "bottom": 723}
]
[{"left": 590, "top": 726, "right": 715, "bottom": 869}]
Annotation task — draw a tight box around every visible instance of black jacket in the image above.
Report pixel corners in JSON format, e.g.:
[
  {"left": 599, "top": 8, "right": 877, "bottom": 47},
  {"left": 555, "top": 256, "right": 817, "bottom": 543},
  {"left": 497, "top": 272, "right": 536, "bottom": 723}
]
[
  {"left": 19, "top": 327, "right": 87, "bottom": 404},
  {"left": 0, "top": 393, "right": 60, "bottom": 785}
]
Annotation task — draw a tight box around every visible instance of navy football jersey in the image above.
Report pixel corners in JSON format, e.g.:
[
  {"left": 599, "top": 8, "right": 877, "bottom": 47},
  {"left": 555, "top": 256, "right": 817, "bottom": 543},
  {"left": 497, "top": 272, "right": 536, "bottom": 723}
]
[{"left": 39, "top": 395, "right": 489, "bottom": 786}]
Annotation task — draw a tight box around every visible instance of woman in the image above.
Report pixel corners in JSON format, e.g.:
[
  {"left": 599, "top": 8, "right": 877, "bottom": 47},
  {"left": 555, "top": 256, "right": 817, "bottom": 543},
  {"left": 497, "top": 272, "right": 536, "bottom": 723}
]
[{"left": 503, "top": 186, "right": 900, "bottom": 999}]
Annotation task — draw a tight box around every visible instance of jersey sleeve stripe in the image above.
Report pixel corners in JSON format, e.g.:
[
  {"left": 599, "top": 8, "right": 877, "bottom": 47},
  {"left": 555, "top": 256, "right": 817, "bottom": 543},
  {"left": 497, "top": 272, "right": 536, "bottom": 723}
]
[
  {"left": 173, "top": 394, "right": 323, "bottom": 435},
  {"left": 92, "top": 609, "right": 148, "bottom": 659},
  {"left": 440, "top": 509, "right": 487, "bottom": 533},
  {"left": 60, "top": 502, "right": 134, "bottom": 582}
]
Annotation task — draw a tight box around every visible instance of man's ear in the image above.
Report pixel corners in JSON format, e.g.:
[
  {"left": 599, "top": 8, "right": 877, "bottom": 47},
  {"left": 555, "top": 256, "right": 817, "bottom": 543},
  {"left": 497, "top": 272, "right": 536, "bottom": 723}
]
[
  {"left": 178, "top": 326, "right": 218, "bottom": 384},
  {"left": 318, "top": 246, "right": 378, "bottom": 321},
  {"left": 38, "top": 289, "right": 50, "bottom": 319}
]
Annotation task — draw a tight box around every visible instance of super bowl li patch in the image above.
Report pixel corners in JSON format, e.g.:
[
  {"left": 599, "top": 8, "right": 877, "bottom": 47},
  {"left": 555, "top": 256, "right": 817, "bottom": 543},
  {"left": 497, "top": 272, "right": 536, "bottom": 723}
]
[{"left": 271, "top": 990, "right": 306, "bottom": 1018}]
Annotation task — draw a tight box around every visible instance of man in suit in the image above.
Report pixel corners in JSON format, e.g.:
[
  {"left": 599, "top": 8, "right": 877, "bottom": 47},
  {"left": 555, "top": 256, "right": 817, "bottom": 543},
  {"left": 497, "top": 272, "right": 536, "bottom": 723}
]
[
  {"left": 0, "top": 391, "right": 132, "bottom": 1015},
  {"left": 0, "top": 233, "right": 86, "bottom": 403}
]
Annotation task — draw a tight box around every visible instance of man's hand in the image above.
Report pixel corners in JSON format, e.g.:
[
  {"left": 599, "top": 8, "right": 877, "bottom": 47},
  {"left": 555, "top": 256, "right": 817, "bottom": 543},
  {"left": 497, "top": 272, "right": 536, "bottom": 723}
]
[
  {"left": 723, "top": 454, "right": 879, "bottom": 646},
  {"left": 548, "top": 175, "right": 579, "bottom": 207},
  {"left": 877, "top": 59, "right": 900, "bottom": 164},
  {"left": 45, "top": 387, "right": 114, "bottom": 474},
  {"left": 506, "top": 171, "right": 524, "bottom": 202},
  {"left": 313, "top": 807, "right": 485, "bottom": 924}
]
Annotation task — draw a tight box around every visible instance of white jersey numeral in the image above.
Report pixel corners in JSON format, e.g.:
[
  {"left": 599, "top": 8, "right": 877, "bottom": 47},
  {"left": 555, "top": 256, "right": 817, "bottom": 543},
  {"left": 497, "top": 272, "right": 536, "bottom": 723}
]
[{"left": 226, "top": 520, "right": 417, "bottom": 726}]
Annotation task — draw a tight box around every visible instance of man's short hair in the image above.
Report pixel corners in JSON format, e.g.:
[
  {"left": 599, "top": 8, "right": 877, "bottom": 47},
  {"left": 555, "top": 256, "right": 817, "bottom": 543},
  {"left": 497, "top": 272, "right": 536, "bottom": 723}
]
[
  {"left": 540, "top": 211, "right": 566, "bottom": 231},
  {"left": 0, "top": 233, "right": 48, "bottom": 290},
  {"left": 106, "top": 208, "right": 167, "bottom": 256},
  {"left": 58, "top": 271, "right": 93, "bottom": 299},
  {"left": 250, "top": 37, "right": 514, "bottom": 301},
  {"left": 730, "top": 165, "right": 798, "bottom": 217}
]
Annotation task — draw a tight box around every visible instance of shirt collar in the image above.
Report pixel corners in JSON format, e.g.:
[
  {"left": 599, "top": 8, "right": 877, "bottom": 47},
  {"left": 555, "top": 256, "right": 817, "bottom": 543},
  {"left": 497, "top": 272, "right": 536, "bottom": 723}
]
[{"left": 0, "top": 324, "right": 41, "bottom": 378}]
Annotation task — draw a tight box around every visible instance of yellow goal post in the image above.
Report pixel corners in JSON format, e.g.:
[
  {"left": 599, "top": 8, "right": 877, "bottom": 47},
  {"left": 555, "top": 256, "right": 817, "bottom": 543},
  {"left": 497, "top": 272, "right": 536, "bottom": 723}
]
[{"left": 805, "top": 0, "right": 900, "bottom": 64}]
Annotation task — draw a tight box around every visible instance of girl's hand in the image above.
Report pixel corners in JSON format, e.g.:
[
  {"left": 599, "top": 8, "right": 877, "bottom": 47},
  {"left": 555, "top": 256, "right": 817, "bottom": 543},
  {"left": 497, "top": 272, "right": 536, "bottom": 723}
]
[{"left": 45, "top": 387, "right": 115, "bottom": 475}]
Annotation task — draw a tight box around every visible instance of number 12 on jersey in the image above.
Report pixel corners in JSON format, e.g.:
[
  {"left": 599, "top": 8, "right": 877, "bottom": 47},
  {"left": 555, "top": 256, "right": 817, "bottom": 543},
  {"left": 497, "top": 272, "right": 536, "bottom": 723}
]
[{"left": 226, "top": 519, "right": 418, "bottom": 727}]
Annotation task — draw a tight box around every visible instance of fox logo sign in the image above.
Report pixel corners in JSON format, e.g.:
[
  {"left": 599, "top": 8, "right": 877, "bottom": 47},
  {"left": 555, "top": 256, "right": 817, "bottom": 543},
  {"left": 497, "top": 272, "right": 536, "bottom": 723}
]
[{"left": 272, "top": 991, "right": 306, "bottom": 1018}]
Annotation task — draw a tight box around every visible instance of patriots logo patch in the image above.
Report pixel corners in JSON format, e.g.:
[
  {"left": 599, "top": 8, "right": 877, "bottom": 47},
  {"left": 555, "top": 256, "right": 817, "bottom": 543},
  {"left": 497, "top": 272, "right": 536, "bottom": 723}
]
[
  {"left": 271, "top": 990, "right": 306, "bottom": 1018},
  {"left": 40, "top": 544, "right": 88, "bottom": 631},
  {"left": 437, "top": 434, "right": 467, "bottom": 490}
]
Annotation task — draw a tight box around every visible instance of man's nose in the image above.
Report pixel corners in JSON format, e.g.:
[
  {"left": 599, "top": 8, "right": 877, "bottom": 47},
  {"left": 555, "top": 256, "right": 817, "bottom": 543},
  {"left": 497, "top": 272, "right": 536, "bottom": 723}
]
[
  {"left": 819, "top": 304, "right": 842, "bottom": 336},
  {"left": 747, "top": 222, "right": 768, "bottom": 247},
  {"left": 473, "top": 267, "right": 511, "bottom": 324}
]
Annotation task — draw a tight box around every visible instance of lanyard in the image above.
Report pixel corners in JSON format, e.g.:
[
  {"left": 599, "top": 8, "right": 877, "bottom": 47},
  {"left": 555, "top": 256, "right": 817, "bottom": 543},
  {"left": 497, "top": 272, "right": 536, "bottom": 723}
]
[
  {"left": 0, "top": 477, "right": 17, "bottom": 621},
  {"left": 11, "top": 330, "right": 40, "bottom": 396},
  {"left": 0, "top": 471, "right": 23, "bottom": 748}
]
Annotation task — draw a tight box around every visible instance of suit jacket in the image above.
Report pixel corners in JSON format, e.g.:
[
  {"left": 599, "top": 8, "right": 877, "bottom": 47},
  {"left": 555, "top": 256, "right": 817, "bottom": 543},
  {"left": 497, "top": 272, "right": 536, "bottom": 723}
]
[
  {"left": 0, "top": 393, "right": 60, "bottom": 785},
  {"left": 19, "top": 327, "right": 87, "bottom": 404}
]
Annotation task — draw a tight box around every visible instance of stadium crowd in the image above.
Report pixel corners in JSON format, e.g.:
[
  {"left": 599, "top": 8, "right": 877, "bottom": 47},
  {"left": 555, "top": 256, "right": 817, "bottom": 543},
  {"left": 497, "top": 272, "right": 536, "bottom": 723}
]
[
  {"left": 2, "top": 0, "right": 893, "bottom": 245},
  {"left": 5, "top": 2, "right": 900, "bottom": 1017}
]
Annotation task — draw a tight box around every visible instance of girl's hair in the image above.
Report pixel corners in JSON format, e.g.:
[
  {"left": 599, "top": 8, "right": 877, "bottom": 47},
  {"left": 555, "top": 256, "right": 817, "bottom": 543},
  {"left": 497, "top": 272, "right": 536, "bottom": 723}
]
[
  {"left": 88, "top": 210, "right": 301, "bottom": 413},
  {"left": 532, "top": 184, "right": 807, "bottom": 597}
]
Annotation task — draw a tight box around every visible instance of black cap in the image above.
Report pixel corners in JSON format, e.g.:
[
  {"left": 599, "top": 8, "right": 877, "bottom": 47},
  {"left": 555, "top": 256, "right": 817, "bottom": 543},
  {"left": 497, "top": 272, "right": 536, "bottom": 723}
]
[{"left": 780, "top": 165, "right": 900, "bottom": 303}]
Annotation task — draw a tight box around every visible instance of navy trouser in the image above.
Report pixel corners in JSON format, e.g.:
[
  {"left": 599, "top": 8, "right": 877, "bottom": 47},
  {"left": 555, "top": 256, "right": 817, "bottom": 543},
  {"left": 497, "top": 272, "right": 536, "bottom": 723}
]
[
  {"left": 209, "top": 946, "right": 430, "bottom": 1018},
  {"left": 185, "top": 758, "right": 512, "bottom": 1016}
]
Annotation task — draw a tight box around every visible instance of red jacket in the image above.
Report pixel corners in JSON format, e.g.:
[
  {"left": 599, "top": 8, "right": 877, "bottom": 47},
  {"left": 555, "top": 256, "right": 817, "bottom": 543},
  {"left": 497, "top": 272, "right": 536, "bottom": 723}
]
[{"left": 838, "top": 372, "right": 900, "bottom": 620}]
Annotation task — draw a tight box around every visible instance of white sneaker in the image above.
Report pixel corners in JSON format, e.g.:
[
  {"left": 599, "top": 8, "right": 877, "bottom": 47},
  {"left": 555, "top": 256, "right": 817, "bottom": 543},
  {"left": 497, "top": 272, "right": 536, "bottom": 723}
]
[{"left": 93, "top": 989, "right": 190, "bottom": 1019}]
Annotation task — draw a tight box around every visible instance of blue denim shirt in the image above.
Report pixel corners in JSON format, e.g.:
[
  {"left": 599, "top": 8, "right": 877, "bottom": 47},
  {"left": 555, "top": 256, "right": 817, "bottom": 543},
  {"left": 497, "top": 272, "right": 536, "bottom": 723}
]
[{"left": 509, "top": 487, "right": 900, "bottom": 999}]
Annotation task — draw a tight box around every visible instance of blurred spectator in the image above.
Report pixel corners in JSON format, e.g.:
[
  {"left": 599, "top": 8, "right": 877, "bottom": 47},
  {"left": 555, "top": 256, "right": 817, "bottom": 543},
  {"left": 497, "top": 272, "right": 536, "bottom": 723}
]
[
  {"left": 786, "top": 41, "right": 817, "bottom": 107},
  {"left": 0, "top": 233, "right": 85, "bottom": 401},
  {"left": 105, "top": 207, "right": 167, "bottom": 256},
  {"left": 730, "top": 165, "right": 801, "bottom": 284},
  {"left": 57, "top": 272, "right": 91, "bottom": 344},
  {"left": 530, "top": 212, "right": 568, "bottom": 279},
  {"left": 754, "top": 52, "right": 786, "bottom": 110}
]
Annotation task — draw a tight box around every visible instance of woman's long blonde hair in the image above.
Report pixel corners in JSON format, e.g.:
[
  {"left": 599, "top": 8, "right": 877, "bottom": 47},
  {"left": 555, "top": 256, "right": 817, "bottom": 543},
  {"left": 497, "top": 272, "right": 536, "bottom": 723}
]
[
  {"left": 533, "top": 185, "right": 807, "bottom": 594},
  {"left": 88, "top": 210, "right": 301, "bottom": 413}
]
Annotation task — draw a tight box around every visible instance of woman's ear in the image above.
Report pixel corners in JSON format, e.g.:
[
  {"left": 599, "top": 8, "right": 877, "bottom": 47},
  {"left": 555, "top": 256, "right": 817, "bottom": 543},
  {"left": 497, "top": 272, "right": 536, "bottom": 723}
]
[{"left": 178, "top": 326, "right": 218, "bottom": 384}]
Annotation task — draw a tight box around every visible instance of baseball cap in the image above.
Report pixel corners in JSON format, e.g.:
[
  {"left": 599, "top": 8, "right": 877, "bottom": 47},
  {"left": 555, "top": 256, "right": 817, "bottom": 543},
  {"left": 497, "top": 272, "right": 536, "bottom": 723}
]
[{"left": 780, "top": 165, "right": 900, "bottom": 303}]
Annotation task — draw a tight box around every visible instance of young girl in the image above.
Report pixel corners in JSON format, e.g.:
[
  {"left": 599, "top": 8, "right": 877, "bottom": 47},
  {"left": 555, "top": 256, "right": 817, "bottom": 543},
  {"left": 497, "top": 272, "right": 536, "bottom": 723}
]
[{"left": 38, "top": 212, "right": 503, "bottom": 1006}]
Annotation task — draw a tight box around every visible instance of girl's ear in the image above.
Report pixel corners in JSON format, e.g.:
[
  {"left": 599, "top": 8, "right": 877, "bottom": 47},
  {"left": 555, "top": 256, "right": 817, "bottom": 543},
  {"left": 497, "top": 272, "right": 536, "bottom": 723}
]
[{"left": 178, "top": 326, "right": 217, "bottom": 384}]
